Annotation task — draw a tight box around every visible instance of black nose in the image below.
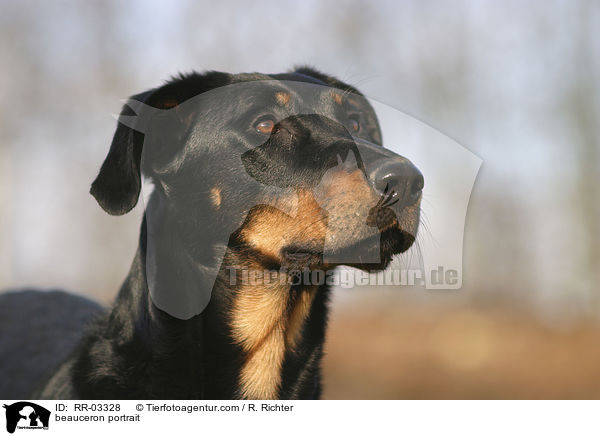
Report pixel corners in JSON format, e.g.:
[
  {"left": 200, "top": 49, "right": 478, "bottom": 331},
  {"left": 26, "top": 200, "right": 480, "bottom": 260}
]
[{"left": 369, "top": 159, "right": 424, "bottom": 206}]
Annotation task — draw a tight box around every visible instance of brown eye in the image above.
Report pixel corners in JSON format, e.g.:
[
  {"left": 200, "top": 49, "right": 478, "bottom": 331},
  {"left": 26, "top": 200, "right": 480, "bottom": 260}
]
[
  {"left": 350, "top": 117, "right": 360, "bottom": 132},
  {"left": 255, "top": 118, "right": 275, "bottom": 135}
]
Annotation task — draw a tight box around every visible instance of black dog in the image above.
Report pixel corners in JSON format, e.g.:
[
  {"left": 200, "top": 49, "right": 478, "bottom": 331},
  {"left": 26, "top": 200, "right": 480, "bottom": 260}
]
[{"left": 1, "top": 67, "right": 422, "bottom": 399}]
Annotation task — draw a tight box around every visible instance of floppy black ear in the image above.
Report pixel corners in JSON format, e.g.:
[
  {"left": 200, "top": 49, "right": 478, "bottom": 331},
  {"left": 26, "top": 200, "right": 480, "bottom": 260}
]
[
  {"left": 91, "top": 72, "right": 232, "bottom": 216},
  {"left": 90, "top": 91, "right": 153, "bottom": 216}
]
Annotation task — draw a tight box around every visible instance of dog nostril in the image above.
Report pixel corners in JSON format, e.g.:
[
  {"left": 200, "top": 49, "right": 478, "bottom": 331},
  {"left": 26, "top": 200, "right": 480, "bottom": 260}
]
[
  {"left": 370, "top": 160, "right": 423, "bottom": 206},
  {"left": 410, "top": 173, "right": 424, "bottom": 198},
  {"left": 375, "top": 173, "right": 398, "bottom": 194}
]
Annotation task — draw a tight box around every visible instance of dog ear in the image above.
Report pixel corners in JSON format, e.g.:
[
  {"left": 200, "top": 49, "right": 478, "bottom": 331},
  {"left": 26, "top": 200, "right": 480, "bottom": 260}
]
[
  {"left": 90, "top": 93, "right": 193, "bottom": 216},
  {"left": 90, "top": 91, "right": 153, "bottom": 216},
  {"left": 91, "top": 72, "right": 231, "bottom": 216},
  {"left": 293, "top": 66, "right": 383, "bottom": 145},
  {"left": 292, "top": 66, "right": 361, "bottom": 94}
]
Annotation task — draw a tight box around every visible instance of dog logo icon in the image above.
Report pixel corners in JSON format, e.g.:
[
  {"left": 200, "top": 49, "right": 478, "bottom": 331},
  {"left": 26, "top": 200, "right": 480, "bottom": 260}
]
[{"left": 2, "top": 402, "right": 50, "bottom": 433}]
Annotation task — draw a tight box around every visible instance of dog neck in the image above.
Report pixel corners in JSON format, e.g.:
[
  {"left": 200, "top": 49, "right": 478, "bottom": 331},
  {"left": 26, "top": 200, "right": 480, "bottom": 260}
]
[
  {"left": 74, "top": 217, "right": 329, "bottom": 399},
  {"left": 220, "top": 250, "right": 321, "bottom": 399}
]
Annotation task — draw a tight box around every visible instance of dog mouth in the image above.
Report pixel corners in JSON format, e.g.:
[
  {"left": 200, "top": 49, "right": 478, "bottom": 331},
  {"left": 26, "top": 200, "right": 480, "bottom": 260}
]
[
  {"left": 280, "top": 226, "right": 415, "bottom": 270},
  {"left": 326, "top": 227, "right": 416, "bottom": 271}
]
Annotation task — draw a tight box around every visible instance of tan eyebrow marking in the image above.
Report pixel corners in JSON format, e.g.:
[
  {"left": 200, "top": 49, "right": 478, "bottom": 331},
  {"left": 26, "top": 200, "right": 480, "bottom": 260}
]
[
  {"left": 332, "top": 92, "right": 343, "bottom": 105},
  {"left": 210, "top": 187, "right": 222, "bottom": 208},
  {"left": 346, "top": 96, "right": 363, "bottom": 108},
  {"left": 275, "top": 92, "right": 291, "bottom": 106}
]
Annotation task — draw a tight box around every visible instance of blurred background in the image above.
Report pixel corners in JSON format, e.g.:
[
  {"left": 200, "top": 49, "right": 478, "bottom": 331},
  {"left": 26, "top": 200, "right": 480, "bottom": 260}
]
[{"left": 1, "top": 0, "right": 599, "bottom": 398}]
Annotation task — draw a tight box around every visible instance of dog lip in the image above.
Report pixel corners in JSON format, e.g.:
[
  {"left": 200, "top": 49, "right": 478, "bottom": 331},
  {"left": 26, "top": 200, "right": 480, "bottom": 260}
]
[
  {"left": 323, "top": 232, "right": 381, "bottom": 257},
  {"left": 323, "top": 226, "right": 414, "bottom": 260},
  {"left": 281, "top": 227, "right": 405, "bottom": 261}
]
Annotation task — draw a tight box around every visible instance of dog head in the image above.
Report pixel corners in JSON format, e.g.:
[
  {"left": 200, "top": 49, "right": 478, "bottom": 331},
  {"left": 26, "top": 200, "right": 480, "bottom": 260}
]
[{"left": 90, "top": 67, "right": 423, "bottom": 317}]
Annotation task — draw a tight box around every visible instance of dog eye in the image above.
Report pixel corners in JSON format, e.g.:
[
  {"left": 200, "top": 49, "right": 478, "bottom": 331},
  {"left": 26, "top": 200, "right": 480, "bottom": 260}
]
[
  {"left": 255, "top": 118, "right": 275, "bottom": 135},
  {"left": 349, "top": 117, "right": 360, "bottom": 132}
]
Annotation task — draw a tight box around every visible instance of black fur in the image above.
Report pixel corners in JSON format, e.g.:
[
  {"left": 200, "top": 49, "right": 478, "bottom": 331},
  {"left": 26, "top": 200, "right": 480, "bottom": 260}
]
[{"left": 0, "top": 67, "right": 422, "bottom": 399}]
